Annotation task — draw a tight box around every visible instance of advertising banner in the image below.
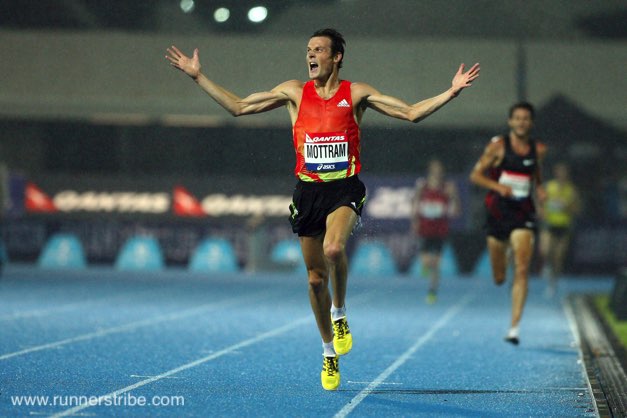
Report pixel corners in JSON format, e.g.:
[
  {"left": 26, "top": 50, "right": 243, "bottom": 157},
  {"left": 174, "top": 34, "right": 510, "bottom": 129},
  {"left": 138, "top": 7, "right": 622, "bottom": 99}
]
[
  {"left": 13, "top": 174, "right": 470, "bottom": 227},
  {"left": 4, "top": 173, "right": 469, "bottom": 268},
  {"left": 16, "top": 175, "right": 295, "bottom": 219},
  {"left": 360, "top": 174, "right": 471, "bottom": 233},
  {"left": 3, "top": 173, "right": 624, "bottom": 273}
]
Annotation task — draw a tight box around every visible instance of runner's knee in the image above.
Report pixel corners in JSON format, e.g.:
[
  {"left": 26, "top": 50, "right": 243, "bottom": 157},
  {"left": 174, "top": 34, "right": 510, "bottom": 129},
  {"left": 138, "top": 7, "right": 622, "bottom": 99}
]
[
  {"left": 513, "top": 262, "right": 530, "bottom": 279},
  {"left": 323, "top": 241, "right": 345, "bottom": 264},
  {"left": 307, "top": 269, "right": 328, "bottom": 290}
]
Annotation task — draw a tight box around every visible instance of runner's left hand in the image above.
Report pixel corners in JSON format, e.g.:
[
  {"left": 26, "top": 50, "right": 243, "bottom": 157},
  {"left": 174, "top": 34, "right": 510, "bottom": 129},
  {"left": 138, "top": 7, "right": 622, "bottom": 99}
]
[{"left": 450, "top": 63, "right": 480, "bottom": 97}]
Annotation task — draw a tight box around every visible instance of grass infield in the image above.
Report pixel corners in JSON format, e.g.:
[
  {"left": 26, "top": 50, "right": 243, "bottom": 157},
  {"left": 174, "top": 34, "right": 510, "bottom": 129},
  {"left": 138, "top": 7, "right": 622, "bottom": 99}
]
[{"left": 594, "top": 295, "right": 627, "bottom": 349}]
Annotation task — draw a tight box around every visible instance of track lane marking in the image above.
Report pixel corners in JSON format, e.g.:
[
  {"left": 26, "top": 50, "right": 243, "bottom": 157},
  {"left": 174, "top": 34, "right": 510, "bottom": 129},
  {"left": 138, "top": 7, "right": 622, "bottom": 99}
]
[
  {"left": 0, "top": 287, "right": 166, "bottom": 322},
  {"left": 49, "top": 315, "right": 313, "bottom": 418},
  {"left": 48, "top": 291, "right": 376, "bottom": 418},
  {"left": 0, "top": 289, "right": 278, "bottom": 361},
  {"left": 334, "top": 293, "right": 475, "bottom": 418}
]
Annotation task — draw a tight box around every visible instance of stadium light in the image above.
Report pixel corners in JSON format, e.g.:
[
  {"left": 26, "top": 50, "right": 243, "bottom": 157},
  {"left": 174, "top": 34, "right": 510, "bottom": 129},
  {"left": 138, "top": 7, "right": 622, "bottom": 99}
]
[
  {"left": 180, "top": 0, "right": 195, "bottom": 13},
  {"left": 247, "top": 6, "right": 268, "bottom": 23},
  {"left": 214, "top": 7, "right": 231, "bottom": 23}
]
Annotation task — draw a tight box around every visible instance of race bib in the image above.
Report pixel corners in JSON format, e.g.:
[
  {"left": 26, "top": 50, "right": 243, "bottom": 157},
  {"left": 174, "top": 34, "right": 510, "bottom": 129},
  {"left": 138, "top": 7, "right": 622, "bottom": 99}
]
[
  {"left": 419, "top": 201, "right": 446, "bottom": 219},
  {"left": 546, "top": 199, "right": 566, "bottom": 212},
  {"left": 499, "top": 170, "right": 531, "bottom": 199},
  {"left": 304, "top": 132, "right": 349, "bottom": 172}
]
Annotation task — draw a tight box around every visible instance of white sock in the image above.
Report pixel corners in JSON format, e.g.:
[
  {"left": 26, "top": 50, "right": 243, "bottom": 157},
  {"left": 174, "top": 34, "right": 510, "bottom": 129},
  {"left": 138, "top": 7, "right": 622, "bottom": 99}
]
[
  {"left": 331, "top": 304, "right": 346, "bottom": 321},
  {"left": 507, "top": 326, "right": 519, "bottom": 338},
  {"left": 322, "top": 341, "right": 336, "bottom": 357}
]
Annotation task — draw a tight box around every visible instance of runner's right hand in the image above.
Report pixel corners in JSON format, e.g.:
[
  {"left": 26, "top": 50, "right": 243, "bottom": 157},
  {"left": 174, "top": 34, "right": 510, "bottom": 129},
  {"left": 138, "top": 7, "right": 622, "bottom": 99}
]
[
  {"left": 166, "top": 46, "right": 201, "bottom": 80},
  {"left": 496, "top": 184, "right": 513, "bottom": 198}
]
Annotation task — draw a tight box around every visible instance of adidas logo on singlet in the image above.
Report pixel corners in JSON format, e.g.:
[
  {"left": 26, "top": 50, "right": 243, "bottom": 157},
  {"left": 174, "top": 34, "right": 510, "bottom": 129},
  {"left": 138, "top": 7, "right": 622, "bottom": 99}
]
[{"left": 337, "top": 99, "right": 350, "bottom": 107}]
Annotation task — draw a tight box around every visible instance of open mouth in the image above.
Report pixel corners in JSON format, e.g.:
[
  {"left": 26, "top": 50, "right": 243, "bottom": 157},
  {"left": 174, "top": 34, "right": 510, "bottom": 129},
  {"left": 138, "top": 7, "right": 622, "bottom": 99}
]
[{"left": 309, "top": 62, "right": 319, "bottom": 72}]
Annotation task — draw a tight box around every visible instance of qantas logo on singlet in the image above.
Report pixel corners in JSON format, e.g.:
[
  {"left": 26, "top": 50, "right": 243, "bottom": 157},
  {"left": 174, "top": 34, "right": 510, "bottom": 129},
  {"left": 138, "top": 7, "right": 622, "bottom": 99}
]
[
  {"left": 337, "top": 99, "right": 350, "bottom": 108},
  {"left": 305, "top": 133, "right": 346, "bottom": 143}
]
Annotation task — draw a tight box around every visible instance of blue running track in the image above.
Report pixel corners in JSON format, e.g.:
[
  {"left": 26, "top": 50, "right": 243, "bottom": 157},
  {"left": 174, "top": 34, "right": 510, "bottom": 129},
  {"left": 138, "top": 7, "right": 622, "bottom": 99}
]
[{"left": 0, "top": 266, "right": 612, "bottom": 417}]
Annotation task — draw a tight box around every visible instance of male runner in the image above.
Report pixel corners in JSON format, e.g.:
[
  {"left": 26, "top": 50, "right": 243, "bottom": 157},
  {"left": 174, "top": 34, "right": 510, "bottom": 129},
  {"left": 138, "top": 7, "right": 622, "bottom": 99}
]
[
  {"left": 411, "top": 159, "right": 460, "bottom": 303},
  {"left": 539, "top": 162, "right": 580, "bottom": 297},
  {"left": 469, "top": 102, "right": 546, "bottom": 345},
  {"left": 166, "top": 28, "right": 480, "bottom": 389}
]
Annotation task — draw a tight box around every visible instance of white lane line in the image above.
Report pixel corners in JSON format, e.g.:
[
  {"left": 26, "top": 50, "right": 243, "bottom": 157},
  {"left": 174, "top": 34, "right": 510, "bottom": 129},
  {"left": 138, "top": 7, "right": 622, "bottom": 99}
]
[
  {"left": 49, "top": 314, "right": 314, "bottom": 418},
  {"left": 0, "top": 288, "right": 161, "bottom": 321},
  {"left": 347, "top": 381, "right": 402, "bottom": 386},
  {"left": 334, "top": 293, "right": 475, "bottom": 418},
  {"left": 0, "top": 289, "right": 275, "bottom": 361},
  {"left": 28, "top": 412, "right": 95, "bottom": 417},
  {"left": 2, "top": 302, "right": 100, "bottom": 321},
  {"left": 0, "top": 300, "right": 91, "bottom": 321},
  {"left": 49, "top": 290, "right": 378, "bottom": 418}
]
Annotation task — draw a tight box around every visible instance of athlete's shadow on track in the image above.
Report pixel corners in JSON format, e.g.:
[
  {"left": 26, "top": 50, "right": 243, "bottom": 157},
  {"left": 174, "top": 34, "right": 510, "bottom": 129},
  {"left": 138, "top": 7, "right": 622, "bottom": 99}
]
[
  {"left": 336, "top": 388, "right": 539, "bottom": 416},
  {"left": 519, "top": 344, "right": 579, "bottom": 356}
]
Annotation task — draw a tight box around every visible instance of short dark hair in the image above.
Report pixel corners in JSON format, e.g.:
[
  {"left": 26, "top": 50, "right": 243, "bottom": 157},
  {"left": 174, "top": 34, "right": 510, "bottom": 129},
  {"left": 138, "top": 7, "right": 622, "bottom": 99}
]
[
  {"left": 311, "top": 28, "right": 345, "bottom": 68},
  {"left": 508, "top": 102, "right": 535, "bottom": 119}
]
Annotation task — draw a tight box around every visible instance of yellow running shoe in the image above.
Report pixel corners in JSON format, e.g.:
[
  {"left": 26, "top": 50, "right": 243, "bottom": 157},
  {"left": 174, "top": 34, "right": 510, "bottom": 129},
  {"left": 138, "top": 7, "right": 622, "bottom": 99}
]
[
  {"left": 321, "top": 356, "right": 340, "bottom": 390},
  {"left": 426, "top": 291, "right": 437, "bottom": 305},
  {"left": 332, "top": 317, "right": 352, "bottom": 356}
]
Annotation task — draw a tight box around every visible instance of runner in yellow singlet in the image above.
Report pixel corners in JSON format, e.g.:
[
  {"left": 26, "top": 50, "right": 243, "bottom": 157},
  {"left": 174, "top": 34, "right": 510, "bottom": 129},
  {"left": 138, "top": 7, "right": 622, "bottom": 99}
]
[{"left": 538, "top": 162, "right": 580, "bottom": 297}]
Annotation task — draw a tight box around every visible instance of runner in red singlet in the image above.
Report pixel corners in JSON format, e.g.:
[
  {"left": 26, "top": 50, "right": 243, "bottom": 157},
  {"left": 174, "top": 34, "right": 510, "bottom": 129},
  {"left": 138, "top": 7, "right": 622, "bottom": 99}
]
[
  {"left": 470, "top": 102, "right": 546, "bottom": 346},
  {"left": 411, "top": 159, "right": 460, "bottom": 304},
  {"left": 166, "top": 29, "right": 480, "bottom": 390}
]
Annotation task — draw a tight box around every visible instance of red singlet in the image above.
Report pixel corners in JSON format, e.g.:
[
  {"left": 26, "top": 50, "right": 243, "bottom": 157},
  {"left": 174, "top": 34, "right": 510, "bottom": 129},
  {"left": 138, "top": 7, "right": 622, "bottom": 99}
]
[
  {"left": 292, "top": 80, "right": 361, "bottom": 182},
  {"left": 415, "top": 184, "right": 451, "bottom": 238}
]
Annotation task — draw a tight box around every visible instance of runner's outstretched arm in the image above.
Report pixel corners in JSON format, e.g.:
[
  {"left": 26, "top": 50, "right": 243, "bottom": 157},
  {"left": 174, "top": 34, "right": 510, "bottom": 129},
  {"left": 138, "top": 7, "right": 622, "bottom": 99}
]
[
  {"left": 363, "top": 63, "right": 480, "bottom": 123},
  {"left": 165, "top": 45, "right": 293, "bottom": 116}
]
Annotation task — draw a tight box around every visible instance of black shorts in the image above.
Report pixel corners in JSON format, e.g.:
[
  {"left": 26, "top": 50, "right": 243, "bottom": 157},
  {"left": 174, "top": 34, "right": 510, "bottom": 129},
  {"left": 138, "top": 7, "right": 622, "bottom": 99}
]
[
  {"left": 485, "top": 199, "right": 537, "bottom": 242},
  {"left": 420, "top": 237, "right": 445, "bottom": 254},
  {"left": 289, "top": 176, "right": 367, "bottom": 237},
  {"left": 545, "top": 225, "right": 571, "bottom": 239}
]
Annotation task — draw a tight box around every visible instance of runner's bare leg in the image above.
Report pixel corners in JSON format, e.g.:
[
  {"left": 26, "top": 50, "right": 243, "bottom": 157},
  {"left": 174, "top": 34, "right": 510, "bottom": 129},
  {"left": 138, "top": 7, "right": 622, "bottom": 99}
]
[
  {"left": 487, "top": 236, "right": 508, "bottom": 285},
  {"left": 509, "top": 229, "right": 534, "bottom": 327},
  {"left": 421, "top": 253, "right": 441, "bottom": 292},
  {"left": 324, "top": 206, "right": 358, "bottom": 309},
  {"left": 300, "top": 235, "right": 333, "bottom": 342}
]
